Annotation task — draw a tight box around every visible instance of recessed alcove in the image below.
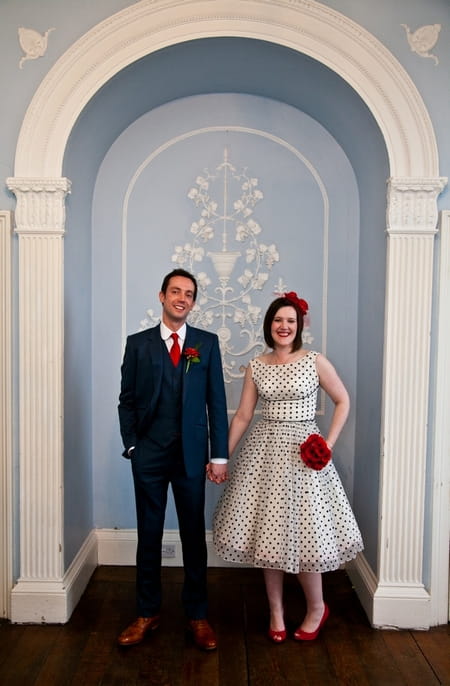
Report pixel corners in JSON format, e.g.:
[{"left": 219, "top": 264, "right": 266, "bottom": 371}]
[
  {"left": 63, "top": 37, "right": 388, "bottom": 575},
  {"left": 6, "top": 0, "right": 446, "bottom": 628}
]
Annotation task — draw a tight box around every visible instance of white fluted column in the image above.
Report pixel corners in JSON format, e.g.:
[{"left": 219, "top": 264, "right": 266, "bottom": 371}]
[
  {"left": 0, "top": 211, "right": 13, "bottom": 620},
  {"left": 373, "top": 177, "right": 446, "bottom": 628},
  {"left": 6, "top": 177, "right": 71, "bottom": 622}
]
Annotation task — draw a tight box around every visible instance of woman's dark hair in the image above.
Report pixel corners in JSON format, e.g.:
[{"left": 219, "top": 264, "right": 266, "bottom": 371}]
[
  {"left": 160, "top": 268, "right": 198, "bottom": 301},
  {"left": 263, "top": 297, "right": 304, "bottom": 351}
]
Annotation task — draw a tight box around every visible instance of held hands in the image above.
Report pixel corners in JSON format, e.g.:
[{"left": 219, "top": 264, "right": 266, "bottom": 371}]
[{"left": 206, "top": 462, "right": 228, "bottom": 484}]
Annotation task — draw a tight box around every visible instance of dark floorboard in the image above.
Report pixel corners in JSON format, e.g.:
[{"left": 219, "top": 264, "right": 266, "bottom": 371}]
[{"left": 0, "top": 566, "right": 449, "bottom": 685}]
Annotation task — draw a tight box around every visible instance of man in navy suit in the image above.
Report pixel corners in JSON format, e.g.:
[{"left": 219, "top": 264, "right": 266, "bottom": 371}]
[{"left": 117, "top": 269, "right": 229, "bottom": 649}]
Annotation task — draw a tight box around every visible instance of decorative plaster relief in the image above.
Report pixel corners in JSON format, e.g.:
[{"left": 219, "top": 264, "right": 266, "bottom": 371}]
[
  {"left": 401, "top": 24, "right": 441, "bottom": 65},
  {"left": 140, "top": 148, "right": 313, "bottom": 382},
  {"left": 13, "top": 0, "right": 440, "bottom": 178},
  {"left": 18, "top": 27, "right": 55, "bottom": 69},
  {"left": 387, "top": 177, "right": 447, "bottom": 234},
  {"left": 6, "top": 177, "right": 71, "bottom": 234}
]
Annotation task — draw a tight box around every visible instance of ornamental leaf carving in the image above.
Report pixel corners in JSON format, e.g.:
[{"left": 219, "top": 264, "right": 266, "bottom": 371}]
[
  {"left": 401, "top": 23, "right": 441, "bottom": 65},
  {"left": 18, "top": 27, "right": 55, "bottom": 69},
  {"left": 140, "top": 148, "right": 312, "bottom": 380}
]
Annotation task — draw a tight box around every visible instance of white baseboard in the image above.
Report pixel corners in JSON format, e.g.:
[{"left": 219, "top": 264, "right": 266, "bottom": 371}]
[
  {"left": 14, "top": 530, "right": 431, "bottom": 628},
  {"left": 96, "top": 528, "right": 239, "bottom": 567},
  {"left": 346, "top": 553, "right": 378, "bottom": 625},
  {"left": 346, "top": 552, "right": 432, "bottom": 630},
  {"left": 10, "top": 528, "right": 236, "bottom": 623},
  {"left": 96, "top": 528, "right": 138, "bottom": 565},
  {"left": 10, "top": 530, "right": 97, "bottom": 624},
  {"left": 64, "top": 530, "right": 98, "bottom": 615},
  {"left": 372, "top": 583, "right": 431, "bottom": 630}
]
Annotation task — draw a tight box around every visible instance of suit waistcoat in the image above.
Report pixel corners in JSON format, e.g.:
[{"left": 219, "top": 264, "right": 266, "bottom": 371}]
[{"left": 144, "top": 339, "right": 183, "bottom": 446}]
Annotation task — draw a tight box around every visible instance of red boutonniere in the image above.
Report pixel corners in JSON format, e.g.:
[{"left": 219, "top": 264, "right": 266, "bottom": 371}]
[
  {"left": 300, "top": 434, "right": 331, "bottom": 471},
  {"left": 184, "top": 345, "right": 201, "bottom": 373}
]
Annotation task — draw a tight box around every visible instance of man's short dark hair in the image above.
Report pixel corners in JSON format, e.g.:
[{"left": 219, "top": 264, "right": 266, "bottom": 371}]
[{"left": 160, "top": 269, "right": 198, "bottom": 301}]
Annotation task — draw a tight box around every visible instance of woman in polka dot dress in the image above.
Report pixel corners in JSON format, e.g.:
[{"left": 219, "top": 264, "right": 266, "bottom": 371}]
[{"left": 213, "top": 293, "right": 363, "bottom": 643}]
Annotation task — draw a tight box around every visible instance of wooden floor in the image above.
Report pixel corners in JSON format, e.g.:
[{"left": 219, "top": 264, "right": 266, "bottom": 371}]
[{"left": 0, "top": 566, "right": 449, "bottom": 685}]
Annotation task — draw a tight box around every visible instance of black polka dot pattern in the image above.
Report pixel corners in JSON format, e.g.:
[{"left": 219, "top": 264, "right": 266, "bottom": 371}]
[{"left": 213, "top": 352, "right": 364, "bottom": 573}]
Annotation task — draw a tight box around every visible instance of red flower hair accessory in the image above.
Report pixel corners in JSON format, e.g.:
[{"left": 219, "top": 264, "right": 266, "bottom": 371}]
[
  {"left": 300, "top": 434, "right": 331, "bottom": 471},
  {"left": 284, "top": 291, "right": 308, "bottom": 316}
]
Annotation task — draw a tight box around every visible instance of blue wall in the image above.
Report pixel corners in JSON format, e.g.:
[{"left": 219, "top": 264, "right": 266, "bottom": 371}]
[
  {"left": 1, "top": 1, "right": 448, "bottom": 577},
  {"left": 90, "top": 91, "right": 359, "bottom": 523},
  {"left": 64, "top": 37, "right": 387, "bottom": 569}
]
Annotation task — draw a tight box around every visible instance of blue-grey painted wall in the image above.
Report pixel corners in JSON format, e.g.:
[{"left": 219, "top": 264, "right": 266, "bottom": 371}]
[
  {"left": 64, "top": 37, "right": 386, "bottom": 570},
  {"left": 90, "top": 91, "right": 360, "bottom": 524},
  {"left": 1, "top": 1, "right": 448, "bottom": 581}
]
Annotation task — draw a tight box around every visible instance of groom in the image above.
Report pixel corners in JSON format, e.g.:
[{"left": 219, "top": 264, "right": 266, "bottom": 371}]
[{"left": 117, "top": 268, "right": 229, "bottom": 649}]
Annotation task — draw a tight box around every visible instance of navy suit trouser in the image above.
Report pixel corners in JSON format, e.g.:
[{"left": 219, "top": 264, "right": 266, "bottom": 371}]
[{"left": 131, "top": 436, "right": 207, "bottom": 619}]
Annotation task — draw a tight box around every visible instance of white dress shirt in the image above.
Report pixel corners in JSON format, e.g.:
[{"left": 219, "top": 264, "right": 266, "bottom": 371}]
[{"left": 160, "top": 321, "right": 186, "bottom": 353}]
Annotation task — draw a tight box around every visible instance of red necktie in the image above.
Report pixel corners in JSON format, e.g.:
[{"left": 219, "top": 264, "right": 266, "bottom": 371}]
[{"left": 170, "top": 332, "right": 181, "bottom": 366}]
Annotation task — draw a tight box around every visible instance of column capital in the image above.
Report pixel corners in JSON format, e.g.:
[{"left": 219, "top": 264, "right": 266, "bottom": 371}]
[
  {"left": 6, "top": 176, "right": 71, "bottom": 235},
  {"left": 386, "top": 176, "right": 447, "bottom": 235}
]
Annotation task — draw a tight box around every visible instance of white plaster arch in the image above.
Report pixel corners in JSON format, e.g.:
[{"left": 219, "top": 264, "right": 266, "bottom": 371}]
[
  {"left": 14, "top": 0, "right": 438, "bottom": 178},
  {"left": 6, "top": 0, "right": 448, "bottom": 627}
]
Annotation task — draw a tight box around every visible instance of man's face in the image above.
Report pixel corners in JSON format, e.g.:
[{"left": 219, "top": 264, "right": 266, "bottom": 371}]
[{"left": 159, "top": 275, "right": 196, "bottom": 328}]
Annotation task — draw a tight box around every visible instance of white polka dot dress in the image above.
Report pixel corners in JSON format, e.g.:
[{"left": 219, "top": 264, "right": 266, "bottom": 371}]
[{"left": 213, "top": 351, "right": 363, "bottom": 574}]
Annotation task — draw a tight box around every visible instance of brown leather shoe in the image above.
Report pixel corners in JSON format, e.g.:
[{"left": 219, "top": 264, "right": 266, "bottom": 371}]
[
  {"left": 117, "top": 615, "right": 160, "bottom": 646},
  {"left": 187, "top": 619, "right": 217, "bottom": 651}
]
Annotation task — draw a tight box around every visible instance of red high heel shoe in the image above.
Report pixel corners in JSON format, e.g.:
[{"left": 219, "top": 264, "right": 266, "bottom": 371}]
[
  {"left": 293, "top": 604, "right": 329, "bottom": 641},
  {"left": 267, "top": 627, "right": 287, "bottom": 644}
]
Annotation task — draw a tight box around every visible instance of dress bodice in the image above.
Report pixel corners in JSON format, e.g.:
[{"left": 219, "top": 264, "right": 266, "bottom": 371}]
[{"left": 250, "top": 351, "right": 319, "bottom": 422}]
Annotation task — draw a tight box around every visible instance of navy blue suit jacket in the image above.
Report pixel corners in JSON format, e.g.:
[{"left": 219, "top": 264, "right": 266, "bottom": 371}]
[{"left": 118, "top": 324, "right": 229, "bottom": 477}]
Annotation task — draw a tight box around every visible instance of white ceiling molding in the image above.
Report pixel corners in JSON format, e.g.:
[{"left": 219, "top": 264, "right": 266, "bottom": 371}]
[{"left": 13, "top": 0, "right": 439, "bottom": 178}]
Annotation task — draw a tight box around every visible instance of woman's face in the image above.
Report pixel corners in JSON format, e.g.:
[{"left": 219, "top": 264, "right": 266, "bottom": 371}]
[{"left": 271, "top": 305, "right": 298, "bottom": 349}]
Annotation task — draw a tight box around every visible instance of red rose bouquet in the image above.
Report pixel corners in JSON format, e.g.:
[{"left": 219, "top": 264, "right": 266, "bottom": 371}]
[{"left": 300, "top": 434, "right": 331, "bottom": 471}]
